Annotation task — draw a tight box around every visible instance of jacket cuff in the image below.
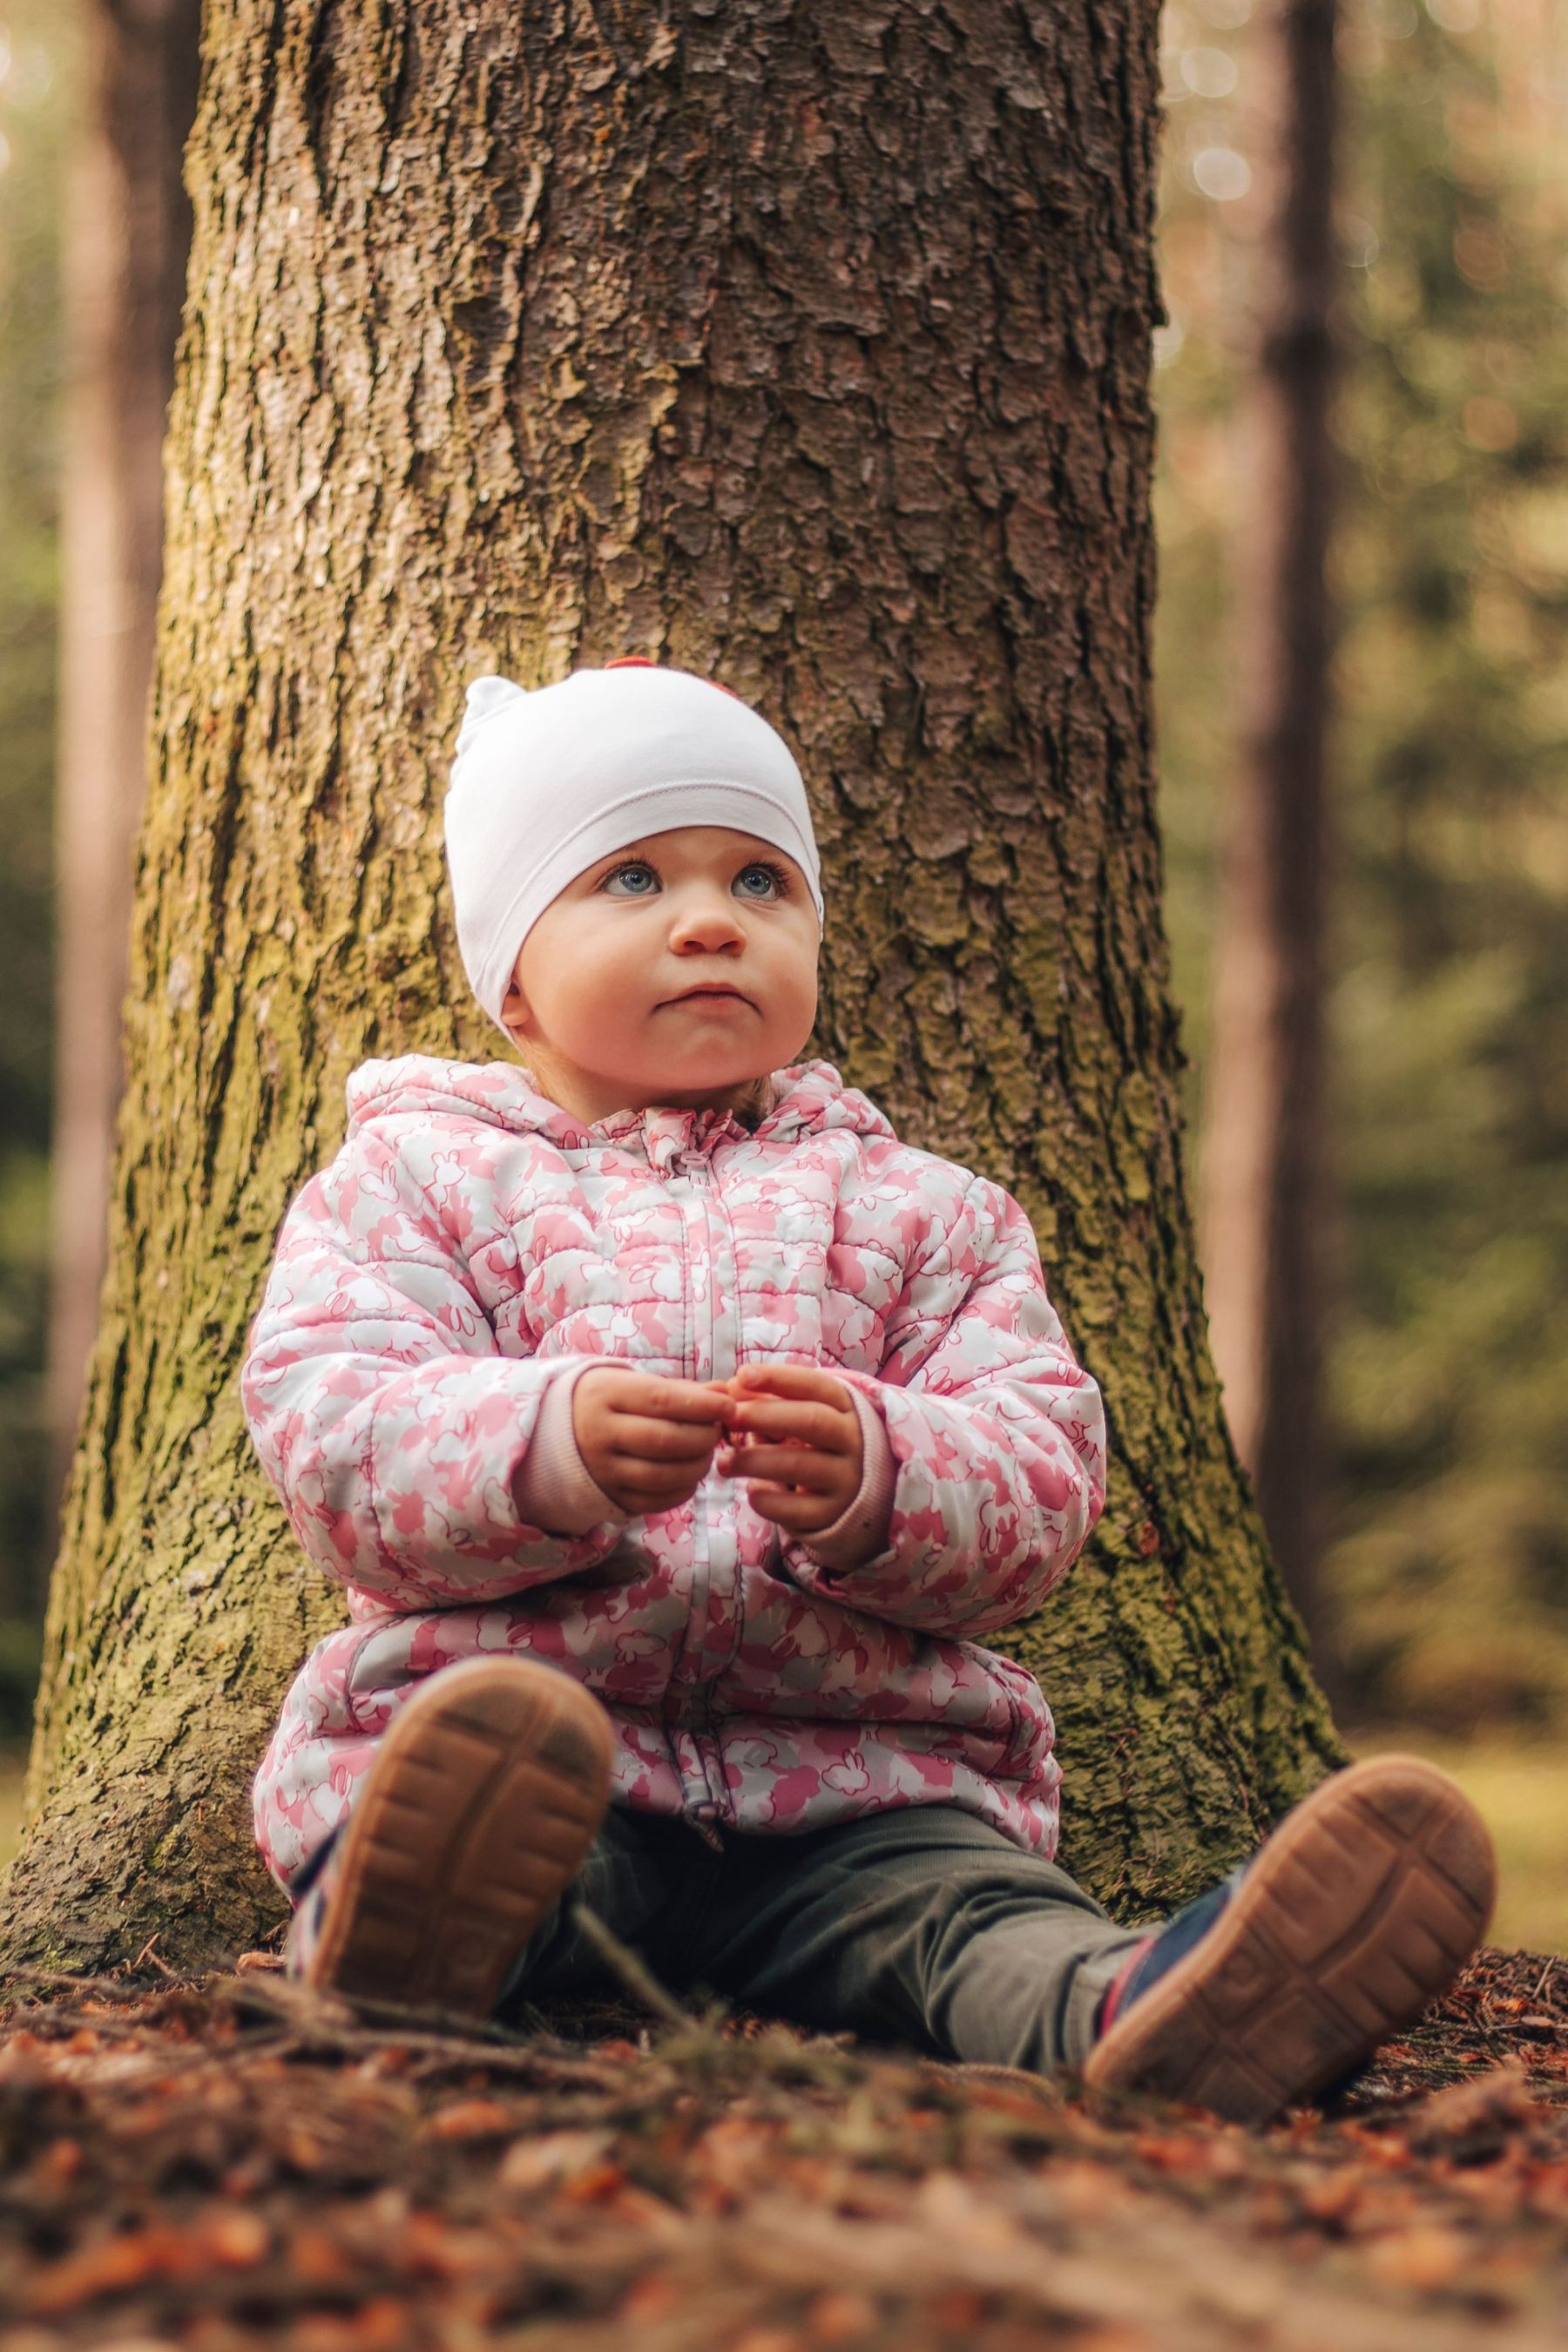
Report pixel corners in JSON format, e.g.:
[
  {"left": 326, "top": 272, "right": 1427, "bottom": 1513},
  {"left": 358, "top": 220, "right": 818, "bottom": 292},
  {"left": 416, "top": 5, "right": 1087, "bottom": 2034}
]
[
  {"left": 511, "top": 1361, "right": 628, "bottom": 1536},
  {"left": 797, "top": 1381, "right": 897, "bottom": 1571}
]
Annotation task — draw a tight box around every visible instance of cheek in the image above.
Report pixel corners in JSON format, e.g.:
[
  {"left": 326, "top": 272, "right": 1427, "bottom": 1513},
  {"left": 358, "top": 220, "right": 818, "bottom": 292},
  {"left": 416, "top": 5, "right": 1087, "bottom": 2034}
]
[
  {"left": 770, "top": 929, "right": 820, "bottom": 1010},
  {"left": 548, "top": 930, "right": 651, "bottom": 1031}
]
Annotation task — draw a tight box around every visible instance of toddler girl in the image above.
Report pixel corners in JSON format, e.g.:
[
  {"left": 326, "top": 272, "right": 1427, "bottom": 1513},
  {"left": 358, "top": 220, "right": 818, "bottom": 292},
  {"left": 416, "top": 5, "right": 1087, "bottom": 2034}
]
[{"left": 242, "top": 659, "right": 1495, "bottom": 2123}]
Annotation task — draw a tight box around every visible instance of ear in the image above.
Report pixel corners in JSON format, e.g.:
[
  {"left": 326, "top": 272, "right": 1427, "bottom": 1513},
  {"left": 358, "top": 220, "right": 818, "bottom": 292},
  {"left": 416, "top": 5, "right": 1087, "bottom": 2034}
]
[{"left": 499, "top": 972, "right": 528, "bottom": 1039}]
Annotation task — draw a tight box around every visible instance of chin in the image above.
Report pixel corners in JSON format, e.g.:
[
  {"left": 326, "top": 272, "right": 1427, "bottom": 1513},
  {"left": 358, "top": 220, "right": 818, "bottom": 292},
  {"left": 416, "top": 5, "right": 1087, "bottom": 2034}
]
[{"left": 659, "top": 1064, "right": 764, "bottom": 1093}]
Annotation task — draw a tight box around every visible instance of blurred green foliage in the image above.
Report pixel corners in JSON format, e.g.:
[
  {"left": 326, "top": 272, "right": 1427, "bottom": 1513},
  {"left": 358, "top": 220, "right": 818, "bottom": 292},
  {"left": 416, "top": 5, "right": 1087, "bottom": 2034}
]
[
  {"left": 0, "top": 0, "right": 71, "bottom": 1728},
  {"left": 1157, "top": 0, "right": 1568, "bottom": 1732}
]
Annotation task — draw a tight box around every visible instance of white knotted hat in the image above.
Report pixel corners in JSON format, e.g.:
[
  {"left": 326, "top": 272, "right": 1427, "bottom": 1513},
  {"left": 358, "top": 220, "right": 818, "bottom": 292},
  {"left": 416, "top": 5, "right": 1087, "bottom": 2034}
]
[{"left": 443, "top": 659, "right": 825, "bottom": 1035}]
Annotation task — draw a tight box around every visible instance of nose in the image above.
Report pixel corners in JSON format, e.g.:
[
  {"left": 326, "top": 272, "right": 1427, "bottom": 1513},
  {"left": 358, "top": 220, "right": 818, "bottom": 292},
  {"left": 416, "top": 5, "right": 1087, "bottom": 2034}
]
[{"left": 668, "top": 883, "right": 746, "bottom": 955}]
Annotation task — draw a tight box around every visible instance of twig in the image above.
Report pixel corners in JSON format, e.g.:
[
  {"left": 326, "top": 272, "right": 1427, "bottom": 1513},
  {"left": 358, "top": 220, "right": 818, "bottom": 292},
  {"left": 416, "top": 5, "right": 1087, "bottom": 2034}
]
[
  {"left": 221, "top": 1971, "right": 536, "bottom": 2048},
  {"left": 281, "top": 2027, "right": 625, "bottom": 2083},
  {"left": 132, "top": 1934, "right": 181, "bottom": 1982},
  {"left": 564, "top": 1893, "right": 695, "bottom": 2031},
  {"left": 3, "top": 1924, "right": 693, "bottom": 2059},
  {"left": 219, "top": 1972, "right": 645, "bottom": 2084},
  {"left": 0, "top": 1966, "right": 180, "bottom": 2008}
]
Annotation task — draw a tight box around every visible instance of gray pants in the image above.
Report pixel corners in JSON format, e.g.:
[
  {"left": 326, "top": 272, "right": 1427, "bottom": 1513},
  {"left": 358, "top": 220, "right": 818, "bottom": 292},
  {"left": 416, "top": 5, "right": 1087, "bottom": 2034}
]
[{"left": 504, "top": 1802, "right": 1146, "bottom": 2075}]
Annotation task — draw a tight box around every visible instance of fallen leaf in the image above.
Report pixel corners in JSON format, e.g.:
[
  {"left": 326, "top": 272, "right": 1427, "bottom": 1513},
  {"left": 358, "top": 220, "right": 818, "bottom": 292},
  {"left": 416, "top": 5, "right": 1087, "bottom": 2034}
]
[
  {"left": 425, "top": 2097, "right": 515, "bottom": 2140},
  {"left": 287, "top": 2225, "right": 356, "bottom": 2287},
  {"left": 808, "top": 2288, "right": 881, "bottom": 2340},
  {"left": 203, "top": 2208, "right": 269, "bottom": 2266},
  {"left": 618, "top": 2272, "right": 682, "bottom": 2323},
  {"left": 498, "top": 2128, "right": 614, "bottom": 2193},
  {"left": 1363, "top": 2224, "right": 1470, "bottom": 2292},
  {"left": 30, "top": 2227, "right": 188, "bottom": 2314}
]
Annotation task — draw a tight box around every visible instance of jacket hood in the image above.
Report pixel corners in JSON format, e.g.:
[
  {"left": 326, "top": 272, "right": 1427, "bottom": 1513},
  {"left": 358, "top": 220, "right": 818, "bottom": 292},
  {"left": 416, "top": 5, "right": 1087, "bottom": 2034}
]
[{"left": 342, "top": 1054, "right": 896, "bottom": 1155}]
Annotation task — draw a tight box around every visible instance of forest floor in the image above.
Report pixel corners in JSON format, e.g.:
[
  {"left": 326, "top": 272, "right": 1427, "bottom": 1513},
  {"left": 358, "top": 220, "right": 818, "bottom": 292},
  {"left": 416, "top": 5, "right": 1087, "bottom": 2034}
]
[{"left": 0, "top": 1945, "right": 1563, "bottom": 2351}]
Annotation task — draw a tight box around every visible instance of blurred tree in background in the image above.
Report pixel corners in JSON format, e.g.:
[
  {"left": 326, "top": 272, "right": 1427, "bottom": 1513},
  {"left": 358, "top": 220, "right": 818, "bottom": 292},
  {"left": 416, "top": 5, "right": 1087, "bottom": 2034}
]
[
  {"left": 0, "top": 0, "right": 72, "bottom": 1729},
  {"left": 0, "top": 0, "right": 193, "bottom": 1751},
  {"left": 1197, "top": 0, "right": 1342, "bottom": 1698},
  {"left": 49, "top": 0, "right": 198, "bottom": 1512},
  {"left": 1159, "top": 0, "right": 1568, "bottom": 1734}
]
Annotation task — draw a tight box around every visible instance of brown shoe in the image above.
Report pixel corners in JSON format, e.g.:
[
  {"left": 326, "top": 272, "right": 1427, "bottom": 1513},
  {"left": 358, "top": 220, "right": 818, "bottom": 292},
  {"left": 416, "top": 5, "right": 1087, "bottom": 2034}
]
[
  {"left": 290, "top": 1657, "right": 614, "bottom": 2017},
  {"left": 1083, "top": 1754, "right": 1497, "bottom": 2124}
]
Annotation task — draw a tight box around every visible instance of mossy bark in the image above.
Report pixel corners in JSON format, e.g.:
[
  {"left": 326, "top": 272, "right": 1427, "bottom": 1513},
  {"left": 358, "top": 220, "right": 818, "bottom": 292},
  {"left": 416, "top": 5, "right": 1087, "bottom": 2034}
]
[{"left": 5, "top": 0, "right": 1341, "bottom": 1972}]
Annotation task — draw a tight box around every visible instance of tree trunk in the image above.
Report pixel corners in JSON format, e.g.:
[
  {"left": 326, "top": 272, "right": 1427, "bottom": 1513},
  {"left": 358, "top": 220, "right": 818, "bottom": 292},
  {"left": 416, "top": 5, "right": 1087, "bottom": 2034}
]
[
  {"left": 47, "top": 0, "right": 201, "bottom": 1549},
  {"left": 1198, "top": 0, "right": 1342, "bottom": 1695},
  {"left": 5, "top": 0, "right": 1340, "bottom": 1972}
]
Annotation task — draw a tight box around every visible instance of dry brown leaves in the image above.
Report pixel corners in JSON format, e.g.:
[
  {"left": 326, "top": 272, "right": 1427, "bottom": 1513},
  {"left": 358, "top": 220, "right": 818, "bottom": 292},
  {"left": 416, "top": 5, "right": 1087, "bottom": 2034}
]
[{"left": 0, "top": 1946, "right": 1561, "bottom": 2352}]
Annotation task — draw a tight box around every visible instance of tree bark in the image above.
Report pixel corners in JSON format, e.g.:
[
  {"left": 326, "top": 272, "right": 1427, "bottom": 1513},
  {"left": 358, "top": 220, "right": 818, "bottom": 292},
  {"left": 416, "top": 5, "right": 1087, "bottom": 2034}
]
[
  {"left": 47, "top": 0, "right": 202, "bottom": 1550},
  {"left": 5, "top": 0, "right": 1340, "bottom": 1971},
  {"left": 1198, "top": 0, "right": 1342, "bottom": 1693}
]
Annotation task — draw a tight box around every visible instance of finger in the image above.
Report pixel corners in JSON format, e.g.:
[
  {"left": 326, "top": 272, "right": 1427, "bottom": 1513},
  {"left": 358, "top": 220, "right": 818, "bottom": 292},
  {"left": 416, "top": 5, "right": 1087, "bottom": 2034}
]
[
  {"left": 730, "top": 1362, "right": 848, "bottom": 1398},
  {"left": 743, "top": 1484, "right": 848, "bottom": 1533},
  {"left": 600, "top": 1458, "right": 705, "bottom": 1505},
  {"left": 727, "top": 1396, "right": 856, "bottom": 1453},
  {"left": 719, "top": 1444, "right": 842, "bottom": 1493},
  {"left": 608, "top": 1380, "right": 737, "bottom": 1426},
  {"left": 604, "top": 1415, "right": 722, "bottom": 1464}
]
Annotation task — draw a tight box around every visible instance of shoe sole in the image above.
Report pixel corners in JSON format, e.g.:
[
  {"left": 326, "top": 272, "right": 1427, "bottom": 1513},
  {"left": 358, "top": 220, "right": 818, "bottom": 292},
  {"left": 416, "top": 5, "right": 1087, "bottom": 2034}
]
[
  {"left": 305, "top": 1656, "right": 614, "bottom": 2017},
  {"left": 1082, "top": 1754, "right": 1497, "bottom": 2125}
]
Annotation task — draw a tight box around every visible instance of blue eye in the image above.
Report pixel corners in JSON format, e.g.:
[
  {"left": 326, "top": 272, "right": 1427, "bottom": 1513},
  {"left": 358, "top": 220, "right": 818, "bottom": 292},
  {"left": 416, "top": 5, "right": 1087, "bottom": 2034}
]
[
  {"left": 735, "top": 861, "right": 790, "bottom": 900},
  {"left": 603, "top": 862, "right": 659, "bottom": 896}
]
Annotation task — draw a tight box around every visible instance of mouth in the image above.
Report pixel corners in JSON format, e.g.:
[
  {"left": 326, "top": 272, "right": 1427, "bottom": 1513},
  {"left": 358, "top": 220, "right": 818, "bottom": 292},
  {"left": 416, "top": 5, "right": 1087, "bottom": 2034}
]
[{"left": 665, "top": 984, "right": 754, "bottom": 1008}]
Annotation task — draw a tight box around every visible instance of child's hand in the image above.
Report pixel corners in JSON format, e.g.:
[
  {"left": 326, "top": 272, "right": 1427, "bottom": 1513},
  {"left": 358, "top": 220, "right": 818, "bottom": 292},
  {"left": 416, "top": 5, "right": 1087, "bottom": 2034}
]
[
  {"left": 713, "top": 1363, "right": 863, "bottom": 1537},
  {"left": 571, "top": 1367, "right": 738, "bottom": 1517}
]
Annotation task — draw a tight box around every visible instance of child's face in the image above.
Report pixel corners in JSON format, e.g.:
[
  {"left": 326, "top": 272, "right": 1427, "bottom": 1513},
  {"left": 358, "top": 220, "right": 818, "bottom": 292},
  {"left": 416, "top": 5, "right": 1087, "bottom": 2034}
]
[{"left": 500, "top": 825, "right": 821, "bottom": 1119}]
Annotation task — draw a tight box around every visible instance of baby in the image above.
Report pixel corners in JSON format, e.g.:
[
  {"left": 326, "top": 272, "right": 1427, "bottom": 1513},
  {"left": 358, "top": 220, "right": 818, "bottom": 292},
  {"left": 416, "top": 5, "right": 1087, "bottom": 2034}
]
[{"left": 242, "top": 659, "right": 1495, "bottom": 2122}]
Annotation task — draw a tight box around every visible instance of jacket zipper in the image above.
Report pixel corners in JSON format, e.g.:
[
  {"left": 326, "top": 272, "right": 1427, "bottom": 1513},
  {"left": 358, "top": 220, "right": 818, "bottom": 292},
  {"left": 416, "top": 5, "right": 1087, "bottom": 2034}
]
[{"left": 671, "top": 1146, "right": 729, "bottom": 1843}]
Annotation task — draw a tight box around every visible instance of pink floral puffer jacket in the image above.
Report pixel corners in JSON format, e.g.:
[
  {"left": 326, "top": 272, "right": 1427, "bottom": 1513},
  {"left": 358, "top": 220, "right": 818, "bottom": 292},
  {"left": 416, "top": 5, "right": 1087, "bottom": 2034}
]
[{"left": 243, "top": 1055, "right": 1107, "bottom": 1895}]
